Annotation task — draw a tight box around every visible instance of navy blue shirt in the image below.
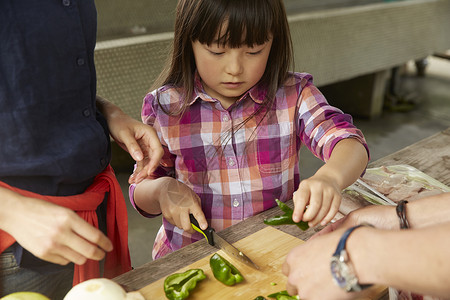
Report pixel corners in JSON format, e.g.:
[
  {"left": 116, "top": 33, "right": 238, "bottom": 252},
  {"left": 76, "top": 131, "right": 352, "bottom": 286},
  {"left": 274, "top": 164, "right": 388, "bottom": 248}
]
[
  {"left": 0, "top": 0, "right": 111, "bottom": 196},
  {"left": 0, "top": 0, "right": 111, "bottom": 272}
]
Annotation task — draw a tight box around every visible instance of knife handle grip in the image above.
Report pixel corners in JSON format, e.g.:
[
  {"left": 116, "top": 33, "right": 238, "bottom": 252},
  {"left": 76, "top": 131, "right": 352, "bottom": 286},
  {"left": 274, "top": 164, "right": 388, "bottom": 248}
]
[{"left": 189, "top": 214, "right": 215, "bottom": 246}]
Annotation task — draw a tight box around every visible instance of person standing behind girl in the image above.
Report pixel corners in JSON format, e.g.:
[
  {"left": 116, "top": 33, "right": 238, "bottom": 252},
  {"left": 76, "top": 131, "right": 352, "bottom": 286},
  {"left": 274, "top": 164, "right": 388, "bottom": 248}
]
[{"left": 129, "top": 0, "right": 370, "bottom": 259}]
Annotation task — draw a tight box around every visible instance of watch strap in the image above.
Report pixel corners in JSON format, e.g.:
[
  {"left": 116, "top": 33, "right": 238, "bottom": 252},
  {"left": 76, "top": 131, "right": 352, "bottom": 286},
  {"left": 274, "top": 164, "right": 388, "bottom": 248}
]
[
  {"left": 332, "top": 224, "right": 365, "bottom": 256},
  {"left": 332, "top": 223, "right": 374, "bottom": 292}
]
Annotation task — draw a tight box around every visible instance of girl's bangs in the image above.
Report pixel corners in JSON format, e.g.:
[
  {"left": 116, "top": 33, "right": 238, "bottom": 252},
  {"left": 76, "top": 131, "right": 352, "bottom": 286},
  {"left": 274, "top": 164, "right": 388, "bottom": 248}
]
[{"left": 194, "top": 0, "right": 273, "bottom": 48}]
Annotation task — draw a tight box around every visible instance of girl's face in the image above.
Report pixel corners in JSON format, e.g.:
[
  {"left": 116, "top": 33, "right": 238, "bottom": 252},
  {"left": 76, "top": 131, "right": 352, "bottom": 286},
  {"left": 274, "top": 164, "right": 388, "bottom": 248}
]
[{"left": 192, "top": 37, "right": 273, "bottom": 109}]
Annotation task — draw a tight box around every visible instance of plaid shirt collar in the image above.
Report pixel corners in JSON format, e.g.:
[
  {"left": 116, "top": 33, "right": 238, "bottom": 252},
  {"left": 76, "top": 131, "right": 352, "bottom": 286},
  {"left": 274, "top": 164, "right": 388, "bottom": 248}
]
[{"left": 191, "top": 71, "right": 267, "bottom": 106}]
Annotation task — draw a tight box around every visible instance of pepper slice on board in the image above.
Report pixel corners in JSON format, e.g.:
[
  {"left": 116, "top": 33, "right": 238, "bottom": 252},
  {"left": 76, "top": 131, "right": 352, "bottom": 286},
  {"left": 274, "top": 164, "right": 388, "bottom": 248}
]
[
  {"left": 264, "top": 199, "right": 309, "bottom": 231},
  {"left": 163, "top": 268, "right": 206, "bottom": 300},
  {"left": 209, "top": 253, "right": 244, "bottom": 286},
  {"left": 268, "top": 290, "right": 300, "bottom": 300}
]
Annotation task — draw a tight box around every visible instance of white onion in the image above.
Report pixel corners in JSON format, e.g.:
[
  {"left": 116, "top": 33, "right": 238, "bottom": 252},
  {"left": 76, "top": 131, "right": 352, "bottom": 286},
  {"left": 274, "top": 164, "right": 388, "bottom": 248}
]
[{"left": 64, "top": 278, "right": 127, "bottom": 300}]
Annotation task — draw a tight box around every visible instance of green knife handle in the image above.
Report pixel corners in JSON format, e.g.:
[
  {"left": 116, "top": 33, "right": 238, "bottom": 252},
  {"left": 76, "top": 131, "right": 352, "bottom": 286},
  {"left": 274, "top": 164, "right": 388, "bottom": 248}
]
[{"left": 189, "top": 214, "right": 215, "bottom": 246}]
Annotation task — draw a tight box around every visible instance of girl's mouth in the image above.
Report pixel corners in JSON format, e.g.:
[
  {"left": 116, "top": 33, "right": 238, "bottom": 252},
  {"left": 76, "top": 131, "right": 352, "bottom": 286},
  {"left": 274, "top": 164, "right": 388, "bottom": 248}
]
[{"left": 223, "top": 82, "right": 243, "bottom": 89}]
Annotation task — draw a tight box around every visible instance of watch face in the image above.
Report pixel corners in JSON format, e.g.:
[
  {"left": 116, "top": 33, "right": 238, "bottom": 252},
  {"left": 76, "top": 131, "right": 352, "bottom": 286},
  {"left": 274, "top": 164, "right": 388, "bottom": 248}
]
[
  {"left": 330, "top": 252, "right": 361, "bottom": 292},
  {"left": 330, "top": 256, "right": 347, "bottom": 288}
]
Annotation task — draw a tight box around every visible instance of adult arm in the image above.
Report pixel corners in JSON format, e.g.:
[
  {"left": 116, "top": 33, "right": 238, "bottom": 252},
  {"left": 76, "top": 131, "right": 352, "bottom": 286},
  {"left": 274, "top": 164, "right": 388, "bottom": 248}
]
[
  {"left": 283, "top": 222, "right": 450, "bottom": 299},
  {"left": 0, "top": 187, "right": 112, "bottom": 266},
  {"left": 284, "top": 192, "right": 450, "bottom": 299},
  {"left": 352, "top": 222, "right": 450, "bottom": 297},
  {"left": 95, "top": 95, "right": 163, "bottom": 184},
  {"left": 319, "top": 192, "right": 450, "bottom": 234}
]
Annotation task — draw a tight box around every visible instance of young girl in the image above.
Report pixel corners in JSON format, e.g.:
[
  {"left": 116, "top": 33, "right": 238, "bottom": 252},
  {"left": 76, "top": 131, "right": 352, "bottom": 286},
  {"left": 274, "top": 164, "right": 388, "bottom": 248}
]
[{"left": 129, "top": 0, "right": 370, "bottom": 259}]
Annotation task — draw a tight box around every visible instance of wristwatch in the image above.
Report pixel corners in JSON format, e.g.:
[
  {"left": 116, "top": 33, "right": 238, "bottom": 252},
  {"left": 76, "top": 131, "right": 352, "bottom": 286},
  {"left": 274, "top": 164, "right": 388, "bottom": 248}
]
[{"left": 330, "top": 224, "right": 373, "bottom": 292}]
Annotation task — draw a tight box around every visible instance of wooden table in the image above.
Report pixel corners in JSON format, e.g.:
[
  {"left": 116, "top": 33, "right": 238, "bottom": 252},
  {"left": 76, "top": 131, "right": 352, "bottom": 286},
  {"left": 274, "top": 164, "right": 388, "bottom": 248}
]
[{"left": 114, "top": 127, "right": 450, "bottom": 294}]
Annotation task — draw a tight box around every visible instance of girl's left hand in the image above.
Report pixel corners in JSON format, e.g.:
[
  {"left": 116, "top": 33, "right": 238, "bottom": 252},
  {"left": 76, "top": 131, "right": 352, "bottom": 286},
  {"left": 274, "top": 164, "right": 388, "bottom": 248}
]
[{"left": 292, "top": 174, "right": 342, "bottom": 227}]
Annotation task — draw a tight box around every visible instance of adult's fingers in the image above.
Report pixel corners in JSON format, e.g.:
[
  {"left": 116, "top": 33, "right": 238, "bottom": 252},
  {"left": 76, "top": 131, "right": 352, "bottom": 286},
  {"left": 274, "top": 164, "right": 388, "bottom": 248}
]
[
  {"left": 143, "top": 130, "right": 164, "bottom": 175},
  {"left": 285, "top": 282, "right": 298, "bottom": 298},
  {"left": 129, "top": 159, "right": 150, "bottom": 184},
  {"left": 312, "top": 217, "right": 345, "bottom": 238},
  {"left": 282, "top": 259, "right": 290, "bottom": 276},
  {"left": 40, "top": 253, "right": 71, "bottom": 266},
  {"left": 37, "top": 241, "right": 90, "bottom": 266},
  {"left": 282, "top": 258, "right": 299, "bottom": 296},
  {"left": 117, "top": 130, "right": 145, "bottom": 162},
  {"left": 50, "top": 244, "right": 88, "bottom": 266},
  {"left": 71, "top": 219, "right": 113, "bottom": 256}
]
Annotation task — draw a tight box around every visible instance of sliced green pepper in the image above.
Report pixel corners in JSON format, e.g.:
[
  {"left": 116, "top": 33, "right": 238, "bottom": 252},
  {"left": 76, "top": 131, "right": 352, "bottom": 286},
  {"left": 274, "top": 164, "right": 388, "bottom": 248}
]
[
  {"left": 164, "top": 268, "right": 206, "bottom": 300},
  {"left": 209, "top": 253, "right": 244, "bottom": 286},
  {"left": 264, "top": 199, "right": 309, "bottom": 231},
  {"left": 267, "top": 290, "right": 300, "bottom": 300}
]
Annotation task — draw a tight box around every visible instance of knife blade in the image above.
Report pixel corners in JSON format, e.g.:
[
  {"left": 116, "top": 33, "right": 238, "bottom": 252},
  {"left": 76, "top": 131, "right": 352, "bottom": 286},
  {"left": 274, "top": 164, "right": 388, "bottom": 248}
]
[{"left": 189, "top": 214, "right": 260, "bottom": 270}]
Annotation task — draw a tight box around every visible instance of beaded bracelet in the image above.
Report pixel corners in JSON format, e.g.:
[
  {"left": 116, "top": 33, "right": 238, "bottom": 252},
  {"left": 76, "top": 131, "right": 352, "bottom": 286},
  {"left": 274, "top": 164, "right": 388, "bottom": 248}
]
[{"left": 396, "top": 200, "right": 409, "bottom": 229}]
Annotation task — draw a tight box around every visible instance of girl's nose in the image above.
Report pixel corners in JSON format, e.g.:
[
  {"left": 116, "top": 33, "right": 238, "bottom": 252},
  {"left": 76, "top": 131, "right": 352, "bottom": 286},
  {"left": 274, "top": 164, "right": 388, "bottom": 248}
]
[{"left": 225, "top": 54, "right": 243, "bottom": 76}]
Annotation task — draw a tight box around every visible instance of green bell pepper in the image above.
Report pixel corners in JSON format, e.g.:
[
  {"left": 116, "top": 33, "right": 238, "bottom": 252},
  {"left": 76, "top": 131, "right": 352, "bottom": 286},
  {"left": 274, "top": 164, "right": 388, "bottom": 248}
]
[
  {"left": 267, "top": 290, "right": 300, "bottom": 300},
  {"left": 264, "top": 199, "right": 309, "bottom": 231},
  {"left": 164, "top": 268, "right": 206, "bottom": 300},
  {"left": 209, "top": 253, "right": 244, "bottom": 286}
]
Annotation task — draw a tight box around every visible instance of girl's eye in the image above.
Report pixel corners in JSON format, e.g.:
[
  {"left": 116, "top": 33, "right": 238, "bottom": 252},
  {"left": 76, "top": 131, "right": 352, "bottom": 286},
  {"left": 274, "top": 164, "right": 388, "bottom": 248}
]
[
  {"left": 208, "top": 50, "right": 224, "bottom": 56},
  {"left": 248, "top": 50, "right": 262, "bottom": 55}
]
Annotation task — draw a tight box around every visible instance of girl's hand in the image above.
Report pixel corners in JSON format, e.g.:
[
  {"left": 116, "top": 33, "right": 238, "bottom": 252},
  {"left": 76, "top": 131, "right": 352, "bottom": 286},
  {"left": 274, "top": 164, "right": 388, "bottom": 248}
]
[
  {"left": 293, "top": 138, "right": 369, "bottom": 227},
  {"left": 292, "top": 174, "right": 341, "bottom": 227},
  {"left": 158, "top": 178, "right": 208, "bottom": 233}
]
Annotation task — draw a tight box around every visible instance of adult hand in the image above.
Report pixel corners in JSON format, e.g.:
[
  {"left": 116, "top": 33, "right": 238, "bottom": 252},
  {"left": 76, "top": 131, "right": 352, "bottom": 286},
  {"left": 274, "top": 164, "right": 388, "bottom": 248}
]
[
  {"left": 96, "top": 96, "right": 163, "bottom": 183},
  {"left": 109, "top": 116, "right": 163, "bottom": 184},
  {"left": 282, "top": 228, "right": 353, "bottom": 299},
  {"left": 316, "top": 204, "right": 397, "bottom": 237},
  {"left": 157, "top": 178, "right": 207, "bottom": 233},
  {"left": 292, "top": 174, "right": 342, "bottom": 227},
  {"left": 2, "top": 194, "right": 112, "bottom": 266}
]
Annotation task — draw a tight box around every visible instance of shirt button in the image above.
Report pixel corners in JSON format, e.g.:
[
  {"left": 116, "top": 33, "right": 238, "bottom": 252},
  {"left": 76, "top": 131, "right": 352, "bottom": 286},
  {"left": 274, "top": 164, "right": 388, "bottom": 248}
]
[
  {"left": 62, "top": 0, "right": 71, "bottom": 6},
  {"left": 228, "top": 158, "right": 235, "bottom": 166},
  {"left": 77, "top": 58, "right": 85, "bottom": 66},
  {"left": 82, "top": 109, "right": 91, "bottom": 117},
  {"left": 233, "top": 199, "right": 240, "bottom": 207},
  {"left": 100, "top": 158, "right": 107, "bottom": 166},
  {"left": 222, "top": 115, "right": 229, "bottom": 122}
]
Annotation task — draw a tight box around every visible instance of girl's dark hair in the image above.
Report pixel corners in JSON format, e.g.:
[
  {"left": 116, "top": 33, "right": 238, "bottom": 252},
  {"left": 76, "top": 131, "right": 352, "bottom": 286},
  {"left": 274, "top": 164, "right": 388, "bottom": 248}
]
[{"left": 154, "top": 0, "right": 293, "bottom": 116}]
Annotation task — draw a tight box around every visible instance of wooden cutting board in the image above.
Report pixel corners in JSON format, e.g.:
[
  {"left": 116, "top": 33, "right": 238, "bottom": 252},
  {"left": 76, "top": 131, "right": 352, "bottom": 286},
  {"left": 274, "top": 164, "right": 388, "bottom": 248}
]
[{"left": 138, "top": 226, "right": 387, "bottom": 299}]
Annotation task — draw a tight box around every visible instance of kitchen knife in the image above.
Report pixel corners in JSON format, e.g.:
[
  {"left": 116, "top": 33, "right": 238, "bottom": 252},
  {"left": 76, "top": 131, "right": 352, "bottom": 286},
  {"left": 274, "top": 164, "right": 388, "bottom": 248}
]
[{"left": 189, "top": 214, "right": 260, "bottom": 270}]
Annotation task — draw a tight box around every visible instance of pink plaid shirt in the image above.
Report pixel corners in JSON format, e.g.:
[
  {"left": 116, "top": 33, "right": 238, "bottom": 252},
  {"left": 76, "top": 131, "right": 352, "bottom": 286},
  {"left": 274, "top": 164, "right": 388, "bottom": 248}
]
[{"left": 130, "top": 72, "right": 369, "bottom": 259}]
